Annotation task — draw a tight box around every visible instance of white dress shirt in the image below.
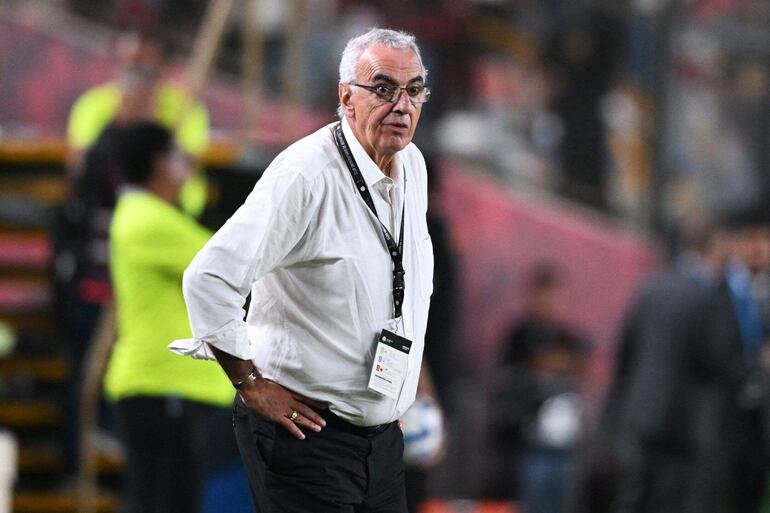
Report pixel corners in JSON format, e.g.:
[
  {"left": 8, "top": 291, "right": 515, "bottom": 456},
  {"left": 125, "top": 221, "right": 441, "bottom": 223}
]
[{"left": 170, "top": 118, "right": 434, "bottom": 426}]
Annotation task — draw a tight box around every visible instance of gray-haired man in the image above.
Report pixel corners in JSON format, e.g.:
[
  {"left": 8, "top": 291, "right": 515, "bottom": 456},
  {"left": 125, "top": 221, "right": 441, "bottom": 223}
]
[{"left": 170, "top": 28, "right": 434, "bottom": 512}]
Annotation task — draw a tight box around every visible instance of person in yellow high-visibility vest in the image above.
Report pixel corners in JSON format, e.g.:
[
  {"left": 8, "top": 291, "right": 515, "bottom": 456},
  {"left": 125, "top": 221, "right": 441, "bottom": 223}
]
[
  {"left": 67, "top": 31, "right": 209, "bottom": 217},
  {"left": 59, "top": 32, "right": 211, "bottom": 481},
  {"left": 104, "top": 121, "right": 237, "bottom": 513}
]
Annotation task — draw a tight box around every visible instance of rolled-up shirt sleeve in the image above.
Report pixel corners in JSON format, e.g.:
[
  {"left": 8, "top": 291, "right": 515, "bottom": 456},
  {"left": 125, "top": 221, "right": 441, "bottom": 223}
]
[{"left": 169, "top": 163, "right": 317, "bottom": 361}]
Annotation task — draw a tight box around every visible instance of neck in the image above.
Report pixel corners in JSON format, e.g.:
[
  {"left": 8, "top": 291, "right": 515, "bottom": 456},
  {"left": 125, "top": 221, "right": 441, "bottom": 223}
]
[
  {"left": 146, "top": 178, "right": 178, "bottom": 205},
  {"left": 375, "top": 156, "right": 393, "bottom": 177},
  {"left": 345, "top": 118, "right": 395, "bottom": 177}
]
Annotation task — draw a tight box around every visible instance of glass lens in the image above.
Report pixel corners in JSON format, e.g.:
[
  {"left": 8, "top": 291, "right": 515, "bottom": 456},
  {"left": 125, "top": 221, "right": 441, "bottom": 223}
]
[{"left": 357, "top": 83, "right": 430, "bottom": 104}]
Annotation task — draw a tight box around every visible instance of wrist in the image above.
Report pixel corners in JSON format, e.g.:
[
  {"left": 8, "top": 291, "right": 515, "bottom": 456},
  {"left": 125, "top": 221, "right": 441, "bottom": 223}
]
[{"left": 232, "top": 367, "right": 261, "bottom": 390}]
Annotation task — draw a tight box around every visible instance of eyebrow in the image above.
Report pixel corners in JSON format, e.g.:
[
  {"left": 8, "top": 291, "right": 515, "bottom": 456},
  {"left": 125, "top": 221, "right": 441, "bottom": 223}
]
[{"left": 371, "top": 74, "right": 425, "bottom": 85}]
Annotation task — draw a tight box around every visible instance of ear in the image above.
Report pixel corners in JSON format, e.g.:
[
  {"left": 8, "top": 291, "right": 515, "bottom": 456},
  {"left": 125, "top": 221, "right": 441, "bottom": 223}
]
[
  {"left": 338, "top": 82, "right": 355, "bottom": 118},
  {"left": 149, "top": 152, "right": 169, "bottom": 180}
]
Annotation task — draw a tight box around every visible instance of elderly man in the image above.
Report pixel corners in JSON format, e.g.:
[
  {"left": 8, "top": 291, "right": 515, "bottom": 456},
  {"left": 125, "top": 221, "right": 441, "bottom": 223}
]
[{"left": 170, "top": 28, "right": 434, "bottom": 512}]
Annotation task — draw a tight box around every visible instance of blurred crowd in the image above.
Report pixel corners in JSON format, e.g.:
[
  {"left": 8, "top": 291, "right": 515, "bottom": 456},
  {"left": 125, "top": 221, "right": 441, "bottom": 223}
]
[
  {"left": 60, "top": 0, "right": 770, "bottom": 235},
  {"left": 578, "top": 204, "right": 770, "bottom": 513},
  {"left": 71, "top": 0, "right": 632, "bottom": 212}
]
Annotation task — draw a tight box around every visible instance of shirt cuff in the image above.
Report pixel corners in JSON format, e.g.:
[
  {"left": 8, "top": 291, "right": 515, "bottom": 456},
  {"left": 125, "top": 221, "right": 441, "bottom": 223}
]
[{"left": 168, "top": 322, "right": 254, "bottom": 361}]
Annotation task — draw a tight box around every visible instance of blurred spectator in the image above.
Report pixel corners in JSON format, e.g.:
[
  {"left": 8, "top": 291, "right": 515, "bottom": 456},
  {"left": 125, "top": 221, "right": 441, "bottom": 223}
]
[
  {"left": 495, "top": 263, "right": 590, "bottom": 513},
  {"left": 665, "top": 34, "right": 765, "bottom": 231},
  {"left": 546, "top": 5, "right": 626, "bottom": 209},
  {"left": 422, "top": 157, "right": 461, "bottom": 417},
  {"left": 55, "top": 31, "right": 211, "bottom": 479},
  {"left": 434, "top": 53, "right": 563, "bottom": 191},
  {"left": 66, "top": 30, "right": 209, "bottom": 216},
  {"left": 378, "top": 0, "right": 474, "bottom": 117},
  {"left": 721, "top": 208, "right": 770, "bottom": 513},
  {"left": 54, "top": 121, "right": 126, "bottom": 480},
  {"left": 102, "top": 121, "right": 239, "bottom": 513},
  {"left": 602, "top": 204, "right": 770, "bottom": 513},
  {"left": 601, "top": 218, "right": 726, "bottom": 513},
  {"left": 600, "top": 77, "right": 653, "bottom": 228},
  {"left": 405, "top": 158, "right": 460, "bottom": 512},
  {"left": 55, "top": 67, "right": 162, "bottom": 479}
]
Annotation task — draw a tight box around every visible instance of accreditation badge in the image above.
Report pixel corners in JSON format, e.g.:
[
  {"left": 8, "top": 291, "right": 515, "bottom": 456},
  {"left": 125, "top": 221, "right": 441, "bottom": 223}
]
[{"left": 367, "top": 328, "right": 412, "bottom": 400}]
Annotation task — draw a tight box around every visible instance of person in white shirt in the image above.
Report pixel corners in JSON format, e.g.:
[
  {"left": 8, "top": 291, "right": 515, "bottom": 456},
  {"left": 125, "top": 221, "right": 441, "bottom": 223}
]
[{"left": 170, "top": 28, "right": 434, "bottom": 512}]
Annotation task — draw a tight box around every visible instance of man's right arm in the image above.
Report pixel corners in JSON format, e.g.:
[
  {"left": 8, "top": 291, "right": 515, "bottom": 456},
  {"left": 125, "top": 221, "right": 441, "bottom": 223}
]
[
  {"left": 179, "top": 169, "right": 313, "bottom": 360},
  {"left": 179, "top": 168, "right": 326, "bottom": 438}
]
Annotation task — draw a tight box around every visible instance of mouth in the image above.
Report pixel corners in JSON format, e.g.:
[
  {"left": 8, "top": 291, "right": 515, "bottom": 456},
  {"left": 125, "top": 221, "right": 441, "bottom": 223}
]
[{"left": 383, "top": 122, "right": 409, "bottom": 134}]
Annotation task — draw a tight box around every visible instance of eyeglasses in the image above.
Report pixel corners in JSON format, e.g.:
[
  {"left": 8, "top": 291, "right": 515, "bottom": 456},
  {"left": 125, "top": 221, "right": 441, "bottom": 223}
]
[{"left": 351, "top": 82, "right": 431, "bottom": 105}]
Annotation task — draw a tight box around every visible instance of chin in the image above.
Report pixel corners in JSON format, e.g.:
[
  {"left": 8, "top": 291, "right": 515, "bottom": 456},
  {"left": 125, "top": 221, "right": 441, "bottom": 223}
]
[{"left": 384, "top": 136, "right": 411, "bottom": 152}]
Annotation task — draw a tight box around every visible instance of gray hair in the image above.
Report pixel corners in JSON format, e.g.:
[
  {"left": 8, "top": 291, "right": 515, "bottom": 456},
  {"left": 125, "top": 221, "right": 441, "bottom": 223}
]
[{"left": 337, "top": 28, "right": 427, "bottom": 118}]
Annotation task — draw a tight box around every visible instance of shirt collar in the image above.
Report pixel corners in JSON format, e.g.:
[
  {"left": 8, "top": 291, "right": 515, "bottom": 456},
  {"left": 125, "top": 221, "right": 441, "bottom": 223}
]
[
  {"left": 341, "top": 117, "right": 403, "bottom": 189},
  {"left": 117, "top": 184, "right": 147, "bottom": 197}
]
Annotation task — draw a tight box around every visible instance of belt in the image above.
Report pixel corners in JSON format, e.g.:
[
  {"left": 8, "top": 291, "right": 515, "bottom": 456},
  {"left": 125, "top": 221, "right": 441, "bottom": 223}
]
[{"left": 319, "top": 409, "right": 393, "bottom": 438}]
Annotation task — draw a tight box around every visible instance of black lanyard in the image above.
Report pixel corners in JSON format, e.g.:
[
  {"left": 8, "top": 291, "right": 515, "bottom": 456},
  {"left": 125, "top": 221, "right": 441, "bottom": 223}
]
[{"left": 333, "top": 122, "right": 406, "bottom": 318}]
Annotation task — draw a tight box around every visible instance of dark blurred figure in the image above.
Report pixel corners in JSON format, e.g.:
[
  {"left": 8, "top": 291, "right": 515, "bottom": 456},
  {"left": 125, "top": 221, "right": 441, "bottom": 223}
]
[
  {"left": 55, "top": 67, "right": 160, "bottom": 480},
  {"left": 721, "top": 209, "right": 770, "bottom": 513},
  {"left": 596, "top": 205, "right": 770, "bottom": 513},
  {"left": 601, "top": 224, "right": 727, "bottom": 513},
  {"left": 421, "top": 158, "right": 460, "bottom": 418},
  {"left": 379, "top": 0, "right": 474, "bottom": 116},
  {"left": 496, "top": 263, "right": 590, "bottom": 513},
  {"left": 66, "top": 31, "right": 209, "bottom": 214},
  {"left": 547, "top": 5, "right": 626, "bottom": 209},
  {"left": 405, "top": 158, "right": 459, "bottom": 513}
]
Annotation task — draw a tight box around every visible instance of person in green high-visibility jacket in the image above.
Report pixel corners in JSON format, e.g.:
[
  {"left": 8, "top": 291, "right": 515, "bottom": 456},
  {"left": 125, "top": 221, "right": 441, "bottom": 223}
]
[
  {"left": 104, "top": 121, "right": 235, "bottom": 513},
  {"left": 67, "top": 31, "right": 209, "bottom": 217}
]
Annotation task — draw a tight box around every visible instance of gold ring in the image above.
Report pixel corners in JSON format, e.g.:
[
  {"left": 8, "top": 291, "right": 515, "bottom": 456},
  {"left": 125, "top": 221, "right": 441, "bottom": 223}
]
[{"left": 289, "top": 410, "right": 298, "bottom": 421}]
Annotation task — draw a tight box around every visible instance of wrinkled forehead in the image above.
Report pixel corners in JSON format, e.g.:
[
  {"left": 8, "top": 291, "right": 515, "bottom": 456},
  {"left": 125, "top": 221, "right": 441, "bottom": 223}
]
[{"left": 355, "top": 44, "right": 425, "bottom": 84}]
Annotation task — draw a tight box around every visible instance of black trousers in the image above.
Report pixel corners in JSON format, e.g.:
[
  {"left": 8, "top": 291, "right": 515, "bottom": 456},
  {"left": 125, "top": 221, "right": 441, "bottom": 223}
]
[
  {"left": 611, "top": 441, "right": 699, "bottom": 513},
  {"left": 729, "top": 410, "right": 768, "bottom": 513},
  {"left": 233, "top": 394, "right": 408, "bottom": 513},
  {"left": 116, "top": 396, "right": 239, "bottom": 513}
]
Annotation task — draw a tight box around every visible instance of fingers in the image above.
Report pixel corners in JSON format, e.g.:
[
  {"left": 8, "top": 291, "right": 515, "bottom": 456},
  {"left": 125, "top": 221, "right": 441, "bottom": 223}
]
[
  {"left": 242, "top": 381, "right": 328, "bottom": 440},
  {"left": 292, "top": 413, "right": 323, "bottom": 433},
  {"left": 278, "top": 417, "right": 307, "bottom": 440},
  {"left": 291, "top": 412, "right": 319, "bottom": 430},
  {"left": 278, "top": 405, "right": 325, "bottom": 440},
  {"left": 292, "top": 402, "right": 326, "bottom": 429}
]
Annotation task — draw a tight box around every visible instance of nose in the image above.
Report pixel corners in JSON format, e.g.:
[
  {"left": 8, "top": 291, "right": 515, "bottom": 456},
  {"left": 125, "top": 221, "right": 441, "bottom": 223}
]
[{"left": 392, "top": 88, "right": 414, "bottom": 114}]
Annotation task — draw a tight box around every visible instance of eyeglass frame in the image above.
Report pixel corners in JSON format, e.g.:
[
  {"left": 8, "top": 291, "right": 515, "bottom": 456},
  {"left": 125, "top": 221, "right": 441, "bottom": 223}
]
[{"left": 350, "top": 81, "right": 431, "bottom": 105}]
